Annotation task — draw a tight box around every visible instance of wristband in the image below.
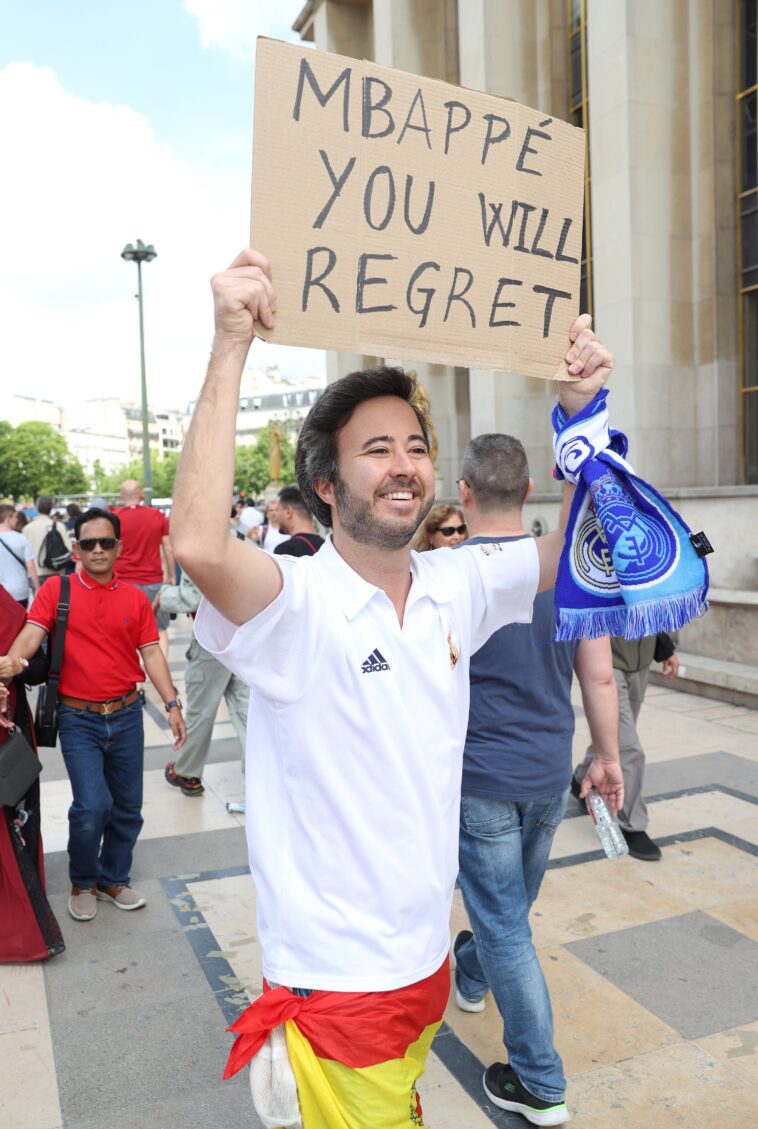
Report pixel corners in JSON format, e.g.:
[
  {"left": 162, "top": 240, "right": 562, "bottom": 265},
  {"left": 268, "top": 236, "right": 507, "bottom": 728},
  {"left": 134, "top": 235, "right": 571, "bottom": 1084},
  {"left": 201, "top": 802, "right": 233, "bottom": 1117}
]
[{"left": 164, "top": 698, "right": 182, "bottom": 712}]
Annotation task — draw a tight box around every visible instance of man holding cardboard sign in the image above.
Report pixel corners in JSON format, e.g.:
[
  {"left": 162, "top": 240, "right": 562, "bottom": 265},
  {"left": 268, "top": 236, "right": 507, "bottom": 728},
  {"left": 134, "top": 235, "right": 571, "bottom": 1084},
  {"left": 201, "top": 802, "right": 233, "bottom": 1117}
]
[{"left": 170, "top": 243, "right": 616, "bottom": 1127}]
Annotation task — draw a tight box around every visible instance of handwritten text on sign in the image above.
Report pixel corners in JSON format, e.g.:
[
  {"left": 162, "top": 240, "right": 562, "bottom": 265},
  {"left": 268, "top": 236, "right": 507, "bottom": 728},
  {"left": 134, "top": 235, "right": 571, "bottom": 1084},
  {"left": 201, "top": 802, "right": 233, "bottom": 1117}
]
[{"left": 251, "top": 39, "right": 586, "bottom": 379}]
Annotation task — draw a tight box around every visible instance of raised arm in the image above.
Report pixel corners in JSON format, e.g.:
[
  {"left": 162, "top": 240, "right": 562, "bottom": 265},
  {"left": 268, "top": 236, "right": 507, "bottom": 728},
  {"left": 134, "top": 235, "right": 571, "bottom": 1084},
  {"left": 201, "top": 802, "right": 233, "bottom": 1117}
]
[
  {"left": 170, "top": 249, "right": 283, "bottom": 626},
  {"left": 573, "top": 635, "right": 624, "bottom": 816},
  {"left": 535, "top": 314, "right": 614, "bottom": 593}
]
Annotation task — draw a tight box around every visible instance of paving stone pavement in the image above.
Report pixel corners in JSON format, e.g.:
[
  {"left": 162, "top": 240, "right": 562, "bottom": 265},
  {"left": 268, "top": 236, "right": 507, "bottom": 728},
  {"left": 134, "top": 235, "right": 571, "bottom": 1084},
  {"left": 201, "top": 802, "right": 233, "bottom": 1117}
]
[{"left": 2, "top": 622, "right": 757, "bottom": 1129}]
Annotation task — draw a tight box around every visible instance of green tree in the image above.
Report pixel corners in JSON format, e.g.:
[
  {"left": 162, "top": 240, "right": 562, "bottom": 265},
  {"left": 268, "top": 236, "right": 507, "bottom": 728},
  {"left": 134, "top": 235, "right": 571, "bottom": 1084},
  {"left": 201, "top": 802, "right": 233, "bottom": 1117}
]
[
  {"left": 99, "top": 450, "right": 181, "bottom": 499},
  {"left": 234, "top": 423, "right": 296, "bottom": 496},
  {"left": 0, "top": 421, "right": 88, "bottom": 498}
]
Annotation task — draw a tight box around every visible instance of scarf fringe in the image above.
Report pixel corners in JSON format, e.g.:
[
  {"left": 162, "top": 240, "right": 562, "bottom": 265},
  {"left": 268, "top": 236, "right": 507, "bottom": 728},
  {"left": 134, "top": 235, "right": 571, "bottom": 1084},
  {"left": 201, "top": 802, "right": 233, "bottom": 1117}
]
[{"left": 554, "top": 587, "right": 709, "bottom": 642}]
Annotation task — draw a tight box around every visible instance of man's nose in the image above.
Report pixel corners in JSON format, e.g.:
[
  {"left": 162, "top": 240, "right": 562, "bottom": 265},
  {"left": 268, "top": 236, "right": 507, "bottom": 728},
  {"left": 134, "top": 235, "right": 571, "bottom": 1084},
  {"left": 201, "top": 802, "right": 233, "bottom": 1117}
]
[{"left": 389, "top": 448, "right": 416, "bottom": 477}]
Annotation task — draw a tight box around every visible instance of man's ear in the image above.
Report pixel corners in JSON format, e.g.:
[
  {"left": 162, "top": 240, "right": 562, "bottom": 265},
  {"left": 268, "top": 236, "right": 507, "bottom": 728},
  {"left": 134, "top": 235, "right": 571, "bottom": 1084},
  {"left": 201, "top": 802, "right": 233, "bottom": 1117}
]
[
  {"left": 525, "top": 477, "right": 534, "bottom": 503},
  {"left": 314, "top": 477, "right": 335, "bottom": 510},
  {"left": 458, "top": 479, "right": 472, "bottom": 508},
  {"left": 115, "top": 539, "right": 123, "bottom": 559}
]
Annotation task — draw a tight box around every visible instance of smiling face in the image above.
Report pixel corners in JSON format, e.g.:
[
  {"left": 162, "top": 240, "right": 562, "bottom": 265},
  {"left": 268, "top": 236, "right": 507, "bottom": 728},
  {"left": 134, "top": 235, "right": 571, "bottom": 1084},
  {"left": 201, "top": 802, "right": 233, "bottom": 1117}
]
[{"left": 317, "top": 396, "right": 435, "bottom": 551}]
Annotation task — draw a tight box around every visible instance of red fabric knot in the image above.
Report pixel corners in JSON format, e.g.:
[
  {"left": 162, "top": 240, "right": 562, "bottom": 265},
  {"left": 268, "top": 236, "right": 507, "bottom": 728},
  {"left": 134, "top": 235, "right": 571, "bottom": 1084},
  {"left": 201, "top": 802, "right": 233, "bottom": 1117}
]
[{"left": 223, "top": 960, "right": 450, "bottom": 1080}]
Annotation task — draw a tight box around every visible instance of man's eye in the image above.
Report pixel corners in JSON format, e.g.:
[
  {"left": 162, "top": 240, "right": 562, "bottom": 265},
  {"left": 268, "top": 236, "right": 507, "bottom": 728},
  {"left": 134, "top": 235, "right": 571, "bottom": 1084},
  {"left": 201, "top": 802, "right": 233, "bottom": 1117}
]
[
  {"left": 368, "top": 447, "right": 389, "bottom": 455},
  {"left": 410, "top": 446, "right": 429, "bottom": 456}
]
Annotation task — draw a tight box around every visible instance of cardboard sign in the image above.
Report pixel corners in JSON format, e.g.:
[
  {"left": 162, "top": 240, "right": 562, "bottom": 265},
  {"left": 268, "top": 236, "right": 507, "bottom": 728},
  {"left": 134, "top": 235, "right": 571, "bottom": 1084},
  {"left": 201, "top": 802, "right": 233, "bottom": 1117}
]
[{"left": 251, "top": 38, "right": 585, "bottom": 380}]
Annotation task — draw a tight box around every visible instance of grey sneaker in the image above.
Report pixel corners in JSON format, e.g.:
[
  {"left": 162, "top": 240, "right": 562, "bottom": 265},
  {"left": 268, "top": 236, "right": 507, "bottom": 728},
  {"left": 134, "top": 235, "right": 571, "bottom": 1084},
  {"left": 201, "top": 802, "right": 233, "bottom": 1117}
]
[
  {"left": 68, "top": 886, "right": 97, "bottom": 921},
  {"left": 451, "top": 929, "right": 486, "bottom": 1012},
  {"left": 96, "top": 884, "right": 147, "bottom": 911}
]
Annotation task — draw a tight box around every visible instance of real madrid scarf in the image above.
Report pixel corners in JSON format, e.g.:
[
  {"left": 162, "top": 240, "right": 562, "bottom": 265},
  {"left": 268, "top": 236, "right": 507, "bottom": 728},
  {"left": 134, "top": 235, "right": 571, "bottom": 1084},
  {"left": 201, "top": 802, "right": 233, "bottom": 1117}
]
[{"left": 552, "top": 389, "right": 711, "bottom": 640}]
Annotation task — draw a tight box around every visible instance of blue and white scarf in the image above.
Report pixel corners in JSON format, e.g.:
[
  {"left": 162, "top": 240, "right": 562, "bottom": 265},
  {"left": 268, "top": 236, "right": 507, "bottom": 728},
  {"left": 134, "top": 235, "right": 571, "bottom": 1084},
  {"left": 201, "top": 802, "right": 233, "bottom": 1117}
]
[{"left": 552, "top": 390, "right": 710, "bottom": 641}]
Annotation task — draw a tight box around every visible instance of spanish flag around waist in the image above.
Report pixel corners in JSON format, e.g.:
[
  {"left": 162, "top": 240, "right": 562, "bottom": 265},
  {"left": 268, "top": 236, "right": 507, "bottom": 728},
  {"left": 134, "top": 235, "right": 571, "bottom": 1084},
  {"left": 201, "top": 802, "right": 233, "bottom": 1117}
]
[{"left": 224, "top": 959, "right": 450, "bottom": 1129}]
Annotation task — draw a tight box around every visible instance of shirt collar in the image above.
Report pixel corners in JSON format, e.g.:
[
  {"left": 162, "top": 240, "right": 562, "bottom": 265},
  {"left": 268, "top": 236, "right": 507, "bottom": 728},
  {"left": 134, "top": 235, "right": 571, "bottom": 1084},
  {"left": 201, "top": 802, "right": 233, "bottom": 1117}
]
[
  {"left": 75, "top": 569, "right": 119, "bottom": 591},
  {"left": 313, "top": 536, "right": 454, "bottom": 620}
]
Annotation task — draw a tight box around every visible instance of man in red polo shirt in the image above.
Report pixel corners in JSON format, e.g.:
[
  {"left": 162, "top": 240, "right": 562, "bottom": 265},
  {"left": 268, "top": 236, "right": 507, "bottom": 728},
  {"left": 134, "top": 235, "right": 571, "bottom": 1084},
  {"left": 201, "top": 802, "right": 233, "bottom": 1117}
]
[
  {"left": 114, "top": 480, "right": 175, "bottom": 658},
  {"left": 6, "top": 507, "right": 186, "bottom": 923}
]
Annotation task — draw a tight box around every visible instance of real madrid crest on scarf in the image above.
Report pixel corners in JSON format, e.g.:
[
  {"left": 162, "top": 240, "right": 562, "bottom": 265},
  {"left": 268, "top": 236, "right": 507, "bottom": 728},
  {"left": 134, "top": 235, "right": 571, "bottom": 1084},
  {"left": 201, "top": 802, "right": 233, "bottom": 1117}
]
[{"left": 552, "top": 390, "right": 711, "bottom": 640}]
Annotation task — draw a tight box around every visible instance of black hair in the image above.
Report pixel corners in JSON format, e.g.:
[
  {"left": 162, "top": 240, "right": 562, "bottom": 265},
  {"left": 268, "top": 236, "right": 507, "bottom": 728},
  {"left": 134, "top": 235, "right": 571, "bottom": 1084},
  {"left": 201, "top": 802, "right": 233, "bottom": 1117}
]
[
  {"left": 74, "top": 507, "right": 121, "bottom": 541},
  {"left": 36, "top": 495, "right": 53, "bottom": 515},
  {"left": 277, "top": 485, "right": 311, "bottom": 519},
  {"left": 295, "top": 367, "right": 430, "bottom": 529}
]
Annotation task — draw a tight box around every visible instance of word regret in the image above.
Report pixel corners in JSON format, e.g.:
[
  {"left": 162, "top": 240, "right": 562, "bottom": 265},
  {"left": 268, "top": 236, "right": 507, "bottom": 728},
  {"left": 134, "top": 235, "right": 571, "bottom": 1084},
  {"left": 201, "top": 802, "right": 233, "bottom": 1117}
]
[{"left": 252, "top": 39, "right": 586, "bottom": 377}]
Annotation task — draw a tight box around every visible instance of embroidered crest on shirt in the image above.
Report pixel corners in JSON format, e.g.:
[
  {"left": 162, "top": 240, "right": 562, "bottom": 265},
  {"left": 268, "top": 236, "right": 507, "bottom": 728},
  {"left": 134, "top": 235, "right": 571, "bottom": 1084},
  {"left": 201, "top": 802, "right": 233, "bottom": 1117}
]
[{"left": 447, "top": 632, "right": 459, "bottom": 670}]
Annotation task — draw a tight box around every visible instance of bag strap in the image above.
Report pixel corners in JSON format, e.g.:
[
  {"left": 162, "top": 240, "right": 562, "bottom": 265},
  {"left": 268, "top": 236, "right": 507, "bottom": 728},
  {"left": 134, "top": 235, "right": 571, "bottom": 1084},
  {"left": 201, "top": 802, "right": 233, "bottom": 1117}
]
[
  {"left": 292, "top": 533, "right": 318, "bottom": 553},
  {"left": 48, "top": 575, "right": 71, "bottom": 682},
  {"left": 0, "top": 534, "right": 27, "bottom": 571}
]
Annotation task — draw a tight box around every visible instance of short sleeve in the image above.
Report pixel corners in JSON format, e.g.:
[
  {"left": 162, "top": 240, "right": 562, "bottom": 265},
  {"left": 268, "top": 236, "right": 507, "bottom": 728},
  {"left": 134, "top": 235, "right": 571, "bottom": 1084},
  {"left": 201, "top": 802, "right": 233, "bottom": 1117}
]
[
  {"left": 26, "top": 575, "right": 60, "bottom": 633},
  {"left": 194, "top": 557, "right": 328, "bottom": 703},
  {"left": 455, "top": 538, "right": 540, "bottom": 652},
  {"left": 158, "top": 512, "right": 169, "bottom": 537},
  {"left": 22, "top": 539, "right": 34, "bottom": 563},
  {"left": 136, "top": 588, "right": 160, "bottom": 647}
]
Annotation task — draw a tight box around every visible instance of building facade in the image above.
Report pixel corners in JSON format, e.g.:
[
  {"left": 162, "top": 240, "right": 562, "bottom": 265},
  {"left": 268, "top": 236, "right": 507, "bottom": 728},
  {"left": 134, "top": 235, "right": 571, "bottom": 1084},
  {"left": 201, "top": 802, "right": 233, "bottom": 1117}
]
[{"left": 292, "top": 0, "right": 758, "bottom": 701}]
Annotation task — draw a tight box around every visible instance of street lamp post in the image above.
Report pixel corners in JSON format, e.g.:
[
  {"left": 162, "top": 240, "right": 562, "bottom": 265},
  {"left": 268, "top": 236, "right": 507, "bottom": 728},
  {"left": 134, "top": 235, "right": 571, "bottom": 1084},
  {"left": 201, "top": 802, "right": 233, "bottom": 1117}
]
[{"left": 121, "top": 239, "right": 157, "bottom": 505}]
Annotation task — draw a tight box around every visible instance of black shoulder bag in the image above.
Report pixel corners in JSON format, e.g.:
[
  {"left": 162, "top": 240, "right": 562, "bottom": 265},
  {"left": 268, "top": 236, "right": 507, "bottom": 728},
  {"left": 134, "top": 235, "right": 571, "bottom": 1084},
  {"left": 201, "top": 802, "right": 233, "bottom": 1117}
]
[
  {"left": 0, "top": 726, "right": 42, "bottom": 808},
  {"left": 34, "top": 576, "right": 70, "bottom": 747}
]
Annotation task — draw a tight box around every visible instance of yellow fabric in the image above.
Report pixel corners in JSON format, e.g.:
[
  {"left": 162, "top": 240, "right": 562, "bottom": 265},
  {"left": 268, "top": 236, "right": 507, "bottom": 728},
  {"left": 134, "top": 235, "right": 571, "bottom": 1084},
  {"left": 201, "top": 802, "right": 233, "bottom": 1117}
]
[{"left": 282, "top": 1018, "right": 440, "bottom": 1129}]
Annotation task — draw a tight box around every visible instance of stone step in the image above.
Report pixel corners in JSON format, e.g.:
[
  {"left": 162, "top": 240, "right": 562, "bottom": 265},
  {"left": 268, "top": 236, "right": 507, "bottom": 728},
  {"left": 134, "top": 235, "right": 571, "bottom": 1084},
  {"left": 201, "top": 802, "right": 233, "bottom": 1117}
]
[{"left": 650, "top": 650, "right": 758, "bottom": 710}]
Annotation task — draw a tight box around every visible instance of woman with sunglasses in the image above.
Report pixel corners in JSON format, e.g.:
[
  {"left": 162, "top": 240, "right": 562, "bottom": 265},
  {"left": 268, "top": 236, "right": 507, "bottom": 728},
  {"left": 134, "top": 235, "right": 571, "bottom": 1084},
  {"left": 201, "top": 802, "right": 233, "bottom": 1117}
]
[{"left": 413, "top": 503, "right": 467, "bottom": 551}]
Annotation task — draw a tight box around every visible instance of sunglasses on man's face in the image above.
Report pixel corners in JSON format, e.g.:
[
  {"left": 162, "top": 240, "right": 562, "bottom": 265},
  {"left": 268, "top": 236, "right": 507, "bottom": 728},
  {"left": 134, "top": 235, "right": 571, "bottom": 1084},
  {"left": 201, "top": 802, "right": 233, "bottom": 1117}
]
[
  {"left": 77, "top": 537, "right": 117, "bottom": 551},
  {"left": 437, "top": 524, "right": 467, "bottom": 537}
]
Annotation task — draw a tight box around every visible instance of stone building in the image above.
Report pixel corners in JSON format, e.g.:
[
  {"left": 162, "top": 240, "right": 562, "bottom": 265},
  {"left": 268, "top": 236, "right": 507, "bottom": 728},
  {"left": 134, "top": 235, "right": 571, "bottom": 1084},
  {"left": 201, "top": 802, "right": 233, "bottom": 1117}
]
[{"left": 290, "top": 0, "right": 758, "bottom": 703}]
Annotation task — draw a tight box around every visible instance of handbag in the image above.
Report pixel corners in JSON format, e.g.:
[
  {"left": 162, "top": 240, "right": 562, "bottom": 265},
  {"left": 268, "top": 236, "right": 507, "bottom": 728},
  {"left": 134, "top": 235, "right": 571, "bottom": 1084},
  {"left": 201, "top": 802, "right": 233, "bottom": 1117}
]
[
  {"left": 0, "top": 726, "right": 42, "bottom": 807},
  {"left": 34, "top": 576, "right": 70, "bottom": 748}
]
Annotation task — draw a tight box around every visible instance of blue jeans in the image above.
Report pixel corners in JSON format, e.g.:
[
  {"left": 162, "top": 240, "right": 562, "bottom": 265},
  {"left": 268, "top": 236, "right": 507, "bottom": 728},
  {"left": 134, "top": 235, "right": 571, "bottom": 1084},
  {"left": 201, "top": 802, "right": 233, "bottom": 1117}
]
[
  {"left": 456, "top": 790, "right": 569, "bottom": 1103},
  {"left": 58, "top": 700, "right": 144, "bottom": 889}
]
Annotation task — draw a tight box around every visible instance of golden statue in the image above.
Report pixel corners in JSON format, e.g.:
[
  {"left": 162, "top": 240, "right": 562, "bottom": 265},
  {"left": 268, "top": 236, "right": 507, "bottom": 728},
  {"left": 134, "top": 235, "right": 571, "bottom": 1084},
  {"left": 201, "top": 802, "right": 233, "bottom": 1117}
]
[
  {"left": 409, "top": 373, "right": 439, "bottom": 470},
  {"left": 268, "top": 420, "right": 283, "bottom": 483}
]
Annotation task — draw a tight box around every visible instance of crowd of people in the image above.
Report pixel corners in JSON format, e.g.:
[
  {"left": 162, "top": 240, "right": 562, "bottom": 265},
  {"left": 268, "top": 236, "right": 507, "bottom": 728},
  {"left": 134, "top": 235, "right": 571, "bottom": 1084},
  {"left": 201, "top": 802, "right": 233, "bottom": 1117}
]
[{"left": 0, "top": 248, "right": 681, "bottom": 1129}]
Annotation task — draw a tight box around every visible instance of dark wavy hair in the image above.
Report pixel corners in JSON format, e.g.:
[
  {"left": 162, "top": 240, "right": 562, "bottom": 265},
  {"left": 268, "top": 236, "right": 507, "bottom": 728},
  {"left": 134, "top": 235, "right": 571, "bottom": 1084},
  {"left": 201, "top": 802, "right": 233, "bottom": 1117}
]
[{"left": 295, "top": 367, "right": 430, "bottom": 529}]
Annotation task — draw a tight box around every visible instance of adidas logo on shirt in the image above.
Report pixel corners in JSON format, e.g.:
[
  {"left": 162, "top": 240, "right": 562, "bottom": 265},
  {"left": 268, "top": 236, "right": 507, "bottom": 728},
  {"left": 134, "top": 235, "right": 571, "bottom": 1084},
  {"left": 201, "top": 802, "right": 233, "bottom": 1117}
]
[{"left": 361, "top": 648, "right": 390, "bottom": 673}]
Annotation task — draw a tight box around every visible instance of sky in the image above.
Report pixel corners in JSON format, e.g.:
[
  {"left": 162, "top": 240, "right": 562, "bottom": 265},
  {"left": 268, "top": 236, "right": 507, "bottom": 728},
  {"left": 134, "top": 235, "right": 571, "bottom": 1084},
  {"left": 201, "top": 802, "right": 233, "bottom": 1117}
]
[{"left": 0, "top": 0, "right": 325, "bottom": 416}]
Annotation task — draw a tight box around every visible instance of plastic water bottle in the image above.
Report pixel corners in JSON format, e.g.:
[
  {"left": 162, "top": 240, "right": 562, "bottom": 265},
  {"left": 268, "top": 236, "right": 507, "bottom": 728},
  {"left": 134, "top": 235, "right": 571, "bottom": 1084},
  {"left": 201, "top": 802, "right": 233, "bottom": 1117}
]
[{"left": 586, "top": 789, "right": 629, "bottom": 858}]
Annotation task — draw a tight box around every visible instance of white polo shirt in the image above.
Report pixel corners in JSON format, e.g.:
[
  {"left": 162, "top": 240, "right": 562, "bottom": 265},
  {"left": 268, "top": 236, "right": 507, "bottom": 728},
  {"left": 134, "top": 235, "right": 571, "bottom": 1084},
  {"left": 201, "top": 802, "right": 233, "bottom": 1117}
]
[{"left": 195, "top": 534, "right": 539, "bottom": 992}]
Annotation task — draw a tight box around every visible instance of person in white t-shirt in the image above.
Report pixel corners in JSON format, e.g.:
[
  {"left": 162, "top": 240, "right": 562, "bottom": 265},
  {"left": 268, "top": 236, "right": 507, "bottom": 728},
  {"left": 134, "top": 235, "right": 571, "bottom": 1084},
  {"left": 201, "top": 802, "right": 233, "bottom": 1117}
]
[
  {"left": 0, "top": 504, "right": 38, "bottom": 606},
  {"left": 170, "top": 248, "right": 616, "bottom": 1126}
]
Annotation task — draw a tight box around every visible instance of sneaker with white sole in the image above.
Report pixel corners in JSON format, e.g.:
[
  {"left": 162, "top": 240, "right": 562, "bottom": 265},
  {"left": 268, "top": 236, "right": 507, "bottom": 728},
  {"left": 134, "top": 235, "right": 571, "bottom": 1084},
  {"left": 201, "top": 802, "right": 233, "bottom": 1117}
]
[
  {"left": 455, "top": 987, "right": 486, "bottom": 1012},
  {"left": 450, "top": 929, "right": 486, "bottom": 1012},
  {"left": 95, "top": 884, "right": 147, "bottom": 911},
  {"left": 68, "top": 886, "right": 97, "bottom": 921},
  {"left": 483, "top": 1062, "right": 570, "bottom": 1126}
]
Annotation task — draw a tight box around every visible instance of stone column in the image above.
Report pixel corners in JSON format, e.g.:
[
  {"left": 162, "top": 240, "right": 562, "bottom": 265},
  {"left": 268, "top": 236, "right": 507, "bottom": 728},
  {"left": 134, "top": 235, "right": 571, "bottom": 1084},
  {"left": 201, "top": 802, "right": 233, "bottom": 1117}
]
[
  {"left": 459, "top": 0, "right": 566, "bottom": 493},
  {"left": 587, "top": 0, "right": 737, "bottom": 487}
]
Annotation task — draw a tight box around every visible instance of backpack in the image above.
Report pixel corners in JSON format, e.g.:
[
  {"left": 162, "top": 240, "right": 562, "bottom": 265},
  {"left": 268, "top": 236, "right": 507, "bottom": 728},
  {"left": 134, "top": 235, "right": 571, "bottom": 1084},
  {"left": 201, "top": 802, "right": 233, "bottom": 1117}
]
[{"left": 39, "top": 519, "right": 73, "bottom": 571}]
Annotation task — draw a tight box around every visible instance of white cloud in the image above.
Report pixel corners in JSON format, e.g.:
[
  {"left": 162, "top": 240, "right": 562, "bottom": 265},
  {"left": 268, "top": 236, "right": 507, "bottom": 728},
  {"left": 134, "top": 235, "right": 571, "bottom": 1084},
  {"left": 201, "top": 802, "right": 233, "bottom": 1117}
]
[
  {"left": 0, "top": 62, "right": 324, "bottom": 419},
  {"left": 183, "top": 0, "right": 306, "bottom": 61}
]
